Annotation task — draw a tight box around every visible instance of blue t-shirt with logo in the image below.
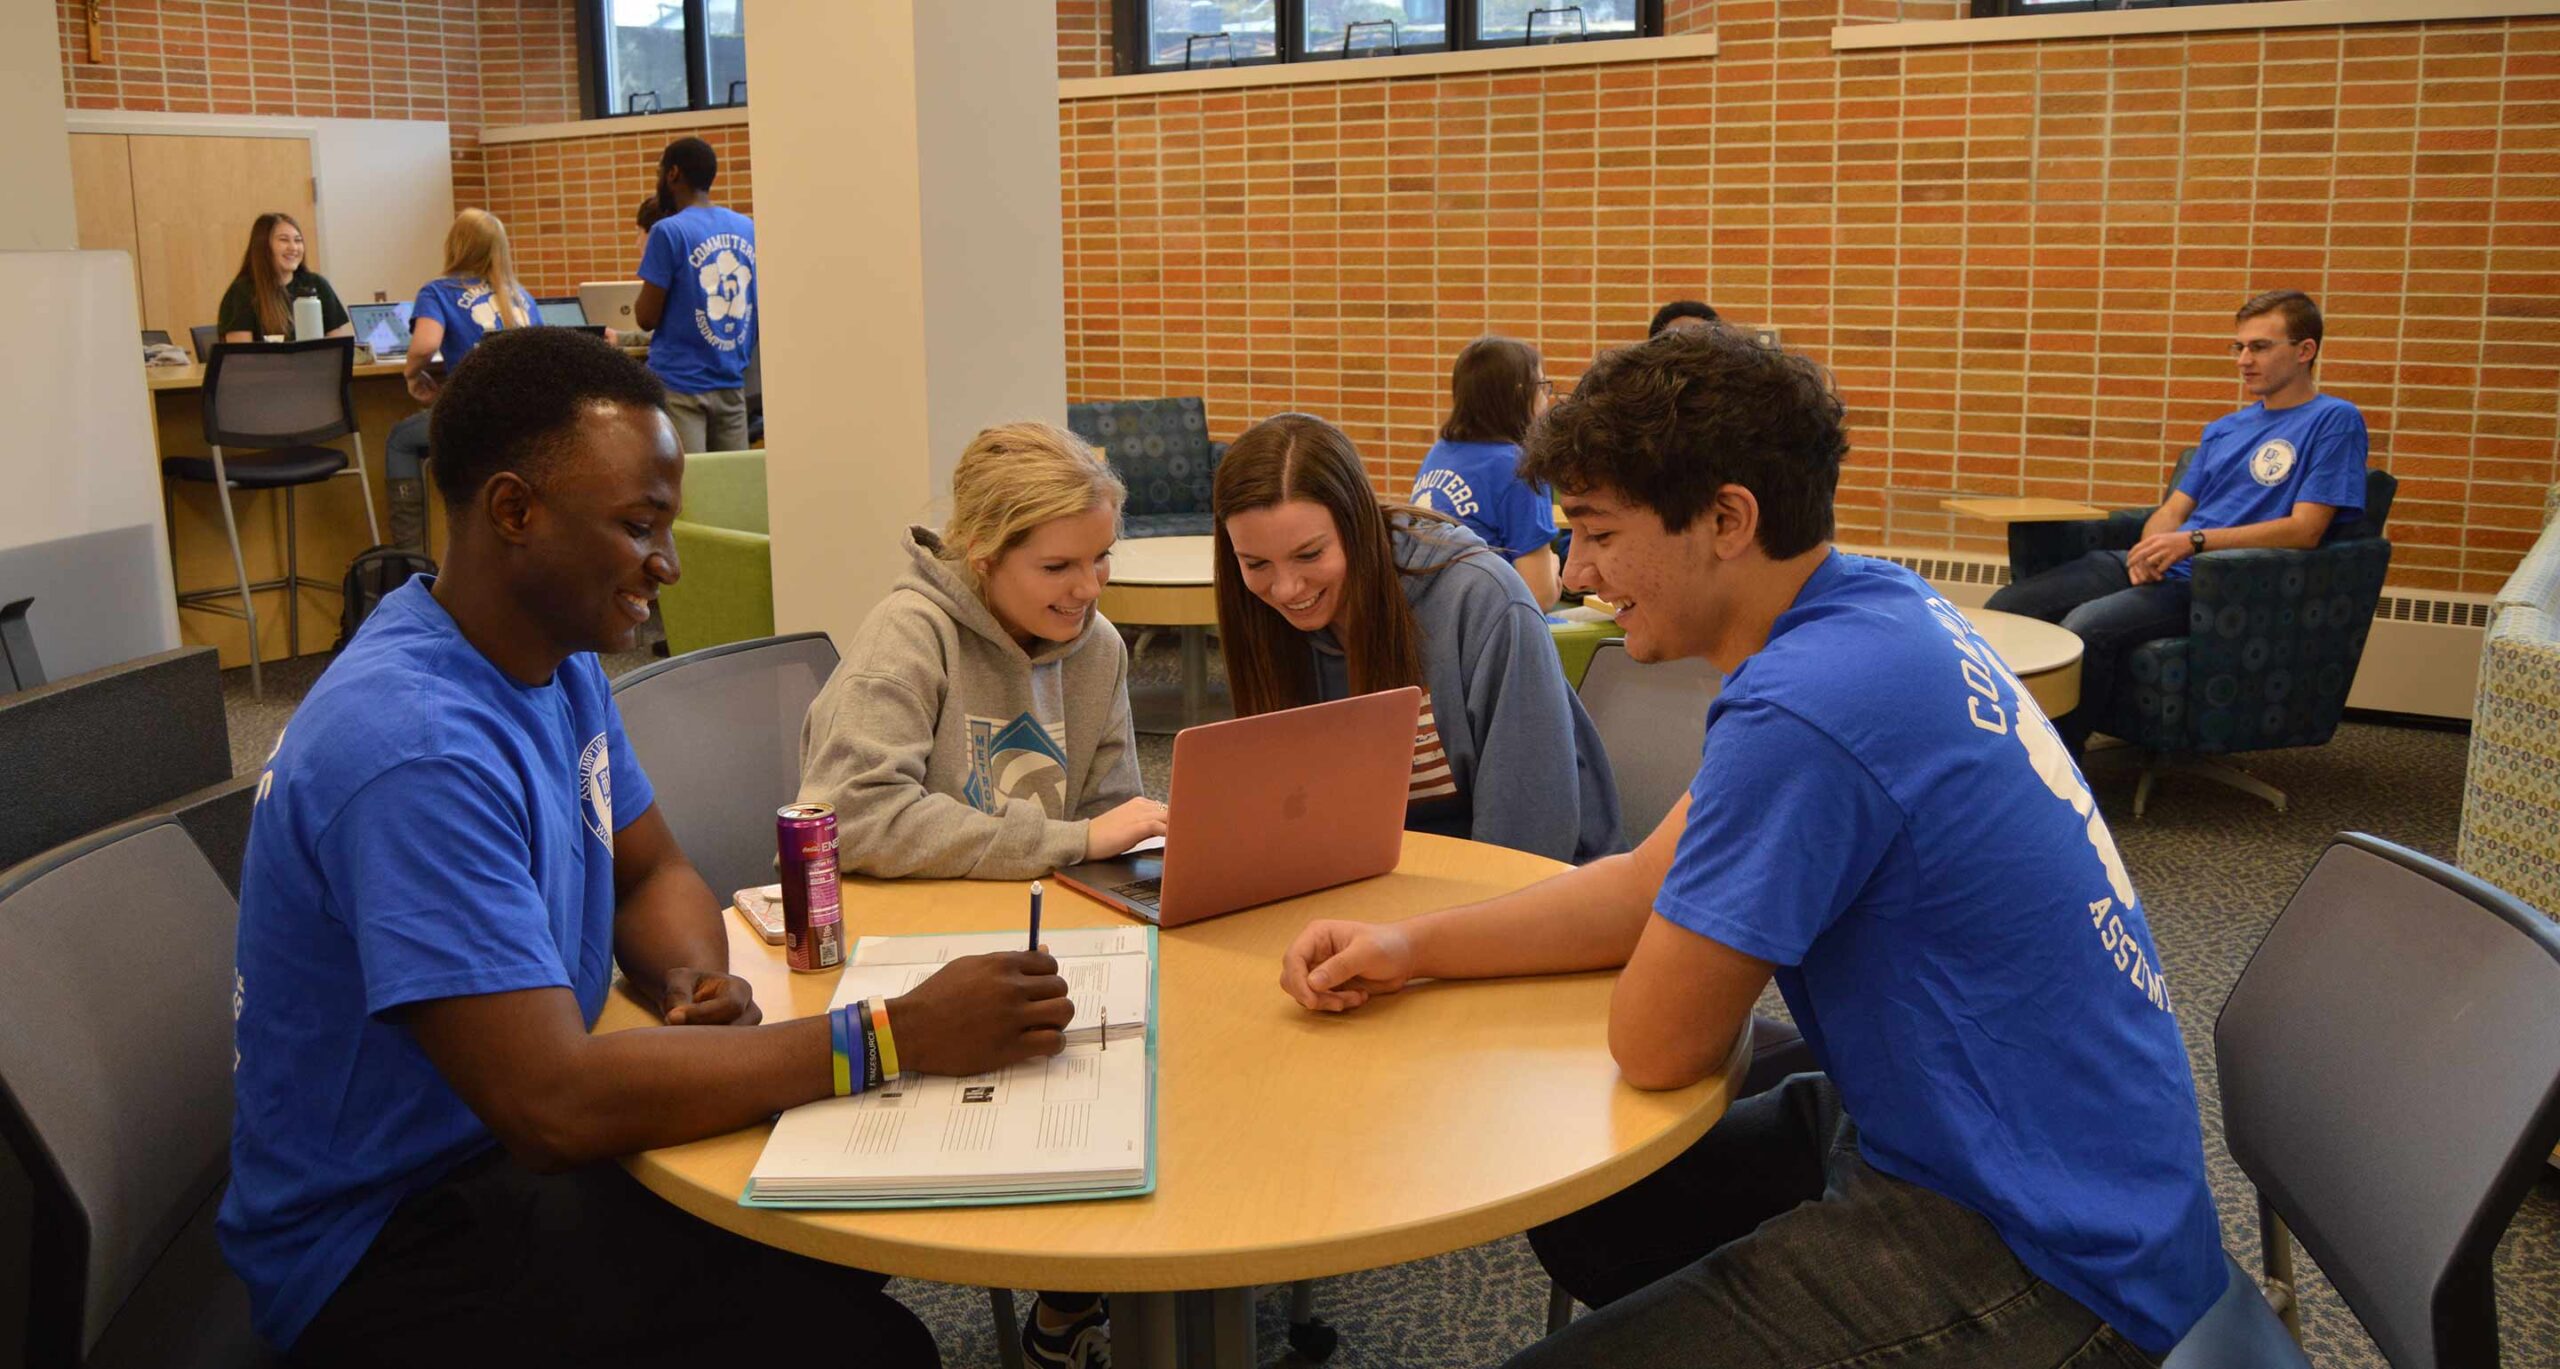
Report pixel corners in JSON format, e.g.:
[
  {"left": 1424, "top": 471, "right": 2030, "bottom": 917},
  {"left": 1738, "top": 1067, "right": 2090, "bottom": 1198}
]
[
  {"left": 1409, "top": 439, "right": 1557, "bottom": 560},
  {"left": 216, "top": 579, "right": 654, "bottom": 1348},
  {"left": 637, "top": 203, "right": 758, "bottom": 394},
  {"left": 411, "top": 275, "right": 539, "bottom": 370},
  {"left": 2170, "top": 392, "right": 2368, "bottom": 580},
  {"left": 1656, "top": 553, "right": 2223, "bottom": 1353}
]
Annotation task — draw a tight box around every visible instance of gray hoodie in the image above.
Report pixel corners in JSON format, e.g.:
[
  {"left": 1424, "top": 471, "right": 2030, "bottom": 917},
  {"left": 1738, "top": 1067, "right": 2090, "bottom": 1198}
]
[
  {"left": 797, "top": 526, "right": 1142, "bottom": 879},
  {"left": 1310, "top": 518, "right": 1623, "bottom": 864}
]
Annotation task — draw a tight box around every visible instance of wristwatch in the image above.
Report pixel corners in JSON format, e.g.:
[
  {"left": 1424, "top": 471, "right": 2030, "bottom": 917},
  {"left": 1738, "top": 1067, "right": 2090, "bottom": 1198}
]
[{"left": 2189, "top": 529, "right": 2207, "bottom": 556}]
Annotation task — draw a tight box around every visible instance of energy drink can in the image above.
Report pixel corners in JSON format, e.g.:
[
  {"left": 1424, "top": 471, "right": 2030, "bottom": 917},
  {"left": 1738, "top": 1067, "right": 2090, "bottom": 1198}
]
[{"left": 776, "top": 802, "right": 844, "bottom": 973}]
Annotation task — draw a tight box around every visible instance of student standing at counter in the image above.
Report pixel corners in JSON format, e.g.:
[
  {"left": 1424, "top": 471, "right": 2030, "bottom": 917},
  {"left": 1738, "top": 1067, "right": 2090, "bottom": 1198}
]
[
  {"left": 635, "top": 137, "right": 757, "bottom": 453},
  {"left": 217, "top": 212, "right": 352, "bottom": 343}
]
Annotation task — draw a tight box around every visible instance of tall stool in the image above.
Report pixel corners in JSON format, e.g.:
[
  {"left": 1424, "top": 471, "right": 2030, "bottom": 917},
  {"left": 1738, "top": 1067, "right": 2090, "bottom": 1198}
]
[{"left": 162, "top": 338, "right": 381, "bottom": 697}]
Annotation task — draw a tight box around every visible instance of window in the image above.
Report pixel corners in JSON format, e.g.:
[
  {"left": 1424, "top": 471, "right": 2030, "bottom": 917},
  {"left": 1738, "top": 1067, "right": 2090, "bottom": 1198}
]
[
  {"left": 1117, "top": 0, "right": 1661, "bottom": 73},
  {"left": 587, "top": 0, "right": 748, "bottom": 118}
]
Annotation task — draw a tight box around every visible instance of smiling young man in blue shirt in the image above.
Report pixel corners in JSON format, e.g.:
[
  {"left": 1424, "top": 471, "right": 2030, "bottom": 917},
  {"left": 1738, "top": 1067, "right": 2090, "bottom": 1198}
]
[
  {"left": 1986, "top": 289, "right": 2369, "bottom": 754},
  {"left": 219, "top": 327, "right": 1071, "bottom": 1367},
  {"left": 1280, "top": 325, "right": 2223, "bottom": 1366}
]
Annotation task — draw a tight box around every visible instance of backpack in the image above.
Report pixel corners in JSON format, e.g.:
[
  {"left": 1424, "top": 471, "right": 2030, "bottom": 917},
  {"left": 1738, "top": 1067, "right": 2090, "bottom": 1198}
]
[{"left": 336, "top": 545, "right": 437, "bottom": 651}]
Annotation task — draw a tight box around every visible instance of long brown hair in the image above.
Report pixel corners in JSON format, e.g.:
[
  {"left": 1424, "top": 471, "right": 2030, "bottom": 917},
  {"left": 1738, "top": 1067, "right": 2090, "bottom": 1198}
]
[
  {"left": 1213, "top": 413, "right": 1457, "bottom": 717},
  {"left": 1440, "top": 335, "right": 1543, "bottom": 445},
  {"left": 236, "top": 212, "right": 304, "bottom": 338},
  {"left": 440, "top": 209, "right": 530, "bottom": 331}
]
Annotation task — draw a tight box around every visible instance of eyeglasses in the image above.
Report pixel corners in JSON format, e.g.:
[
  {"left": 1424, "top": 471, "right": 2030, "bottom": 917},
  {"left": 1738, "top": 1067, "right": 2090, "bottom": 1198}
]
[
  {"left": 1535, "top": 378, "right": 1557, "bottom": 398},
  {"left": 2226, "top": 340, "right": 2295, "bottom": 357}
]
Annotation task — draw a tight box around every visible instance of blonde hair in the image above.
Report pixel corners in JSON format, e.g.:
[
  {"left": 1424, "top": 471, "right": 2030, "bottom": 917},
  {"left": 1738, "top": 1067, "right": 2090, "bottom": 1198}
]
[
  {"left": 439, "top": 208, "right": 530, "bottom": 331},
  {"left": 941, "top": 421, "right": 1125, "bottom": 581}
]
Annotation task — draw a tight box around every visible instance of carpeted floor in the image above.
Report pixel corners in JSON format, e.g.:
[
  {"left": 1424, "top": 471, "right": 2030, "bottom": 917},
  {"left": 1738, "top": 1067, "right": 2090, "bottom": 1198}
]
[{"left": 221, "top": 640, "right": 2560, "bottom": 1368}]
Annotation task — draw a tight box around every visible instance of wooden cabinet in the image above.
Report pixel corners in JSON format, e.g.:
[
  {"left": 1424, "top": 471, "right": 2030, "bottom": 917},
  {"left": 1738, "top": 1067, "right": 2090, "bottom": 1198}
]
[{"left": 69, "top": 132, "right": 317, "bottom": 350}]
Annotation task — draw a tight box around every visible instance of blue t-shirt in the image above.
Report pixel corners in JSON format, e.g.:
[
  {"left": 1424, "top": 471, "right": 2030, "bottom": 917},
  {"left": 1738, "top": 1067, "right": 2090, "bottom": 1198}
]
[
  {"left": 1656, "top": 553, "right": 2222, "bottom": 1352},
  {"left": 1409, "top": 438, "right": 1557, "bottom": 560},
  {"left": 216, "top": 580, "right": 654, "bottom": 1348},
  {"left": 2170, "top": 392, "right": 2369, "bottom": 580},
  {"left": 411, "top": 275, "right": 538, "bottom": 370},
  {"left": 637, "top": 203, "right": 758, "bottom": 394}
]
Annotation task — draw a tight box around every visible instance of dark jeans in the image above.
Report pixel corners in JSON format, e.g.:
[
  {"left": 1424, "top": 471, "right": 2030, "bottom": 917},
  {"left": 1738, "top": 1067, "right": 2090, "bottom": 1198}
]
[
  {"left": 289, "top": 1148, "right": 938, "bottom": 1368},
  {"left": 1985, "top": 551, "right": 2192, "bottom": 751},
  {"left": 1514, "top": 1074, "right": 2162, "bottom": 1368}
]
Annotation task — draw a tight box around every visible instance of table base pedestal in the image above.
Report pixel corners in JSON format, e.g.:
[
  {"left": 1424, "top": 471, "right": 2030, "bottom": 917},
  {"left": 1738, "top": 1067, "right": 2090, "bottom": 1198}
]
[
  {"left": 1131, "top": 626, "right": 1233, "bottom": 735},
  {"left": 1114, "top": 1287, "right": 1257, "bottom": 1369}
]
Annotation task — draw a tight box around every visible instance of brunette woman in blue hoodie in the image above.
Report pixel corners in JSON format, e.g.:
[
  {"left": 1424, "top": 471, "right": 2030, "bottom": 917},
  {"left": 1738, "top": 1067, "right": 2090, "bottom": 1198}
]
[{"left": 1212, "top": 412, "right": 1622, "bottom": 864}]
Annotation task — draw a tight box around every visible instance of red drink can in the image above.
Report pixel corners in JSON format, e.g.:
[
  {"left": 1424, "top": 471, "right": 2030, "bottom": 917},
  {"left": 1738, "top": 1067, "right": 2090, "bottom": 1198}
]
[{"left": 776, "top": 802, "right": 844, "bottom": 973}]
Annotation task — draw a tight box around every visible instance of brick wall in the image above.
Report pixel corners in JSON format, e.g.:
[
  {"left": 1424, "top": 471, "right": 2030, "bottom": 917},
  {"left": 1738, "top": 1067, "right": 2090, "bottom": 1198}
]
[
  {"left": 1060, "top": 0, "right": 1114, "bottom": 79},
  {"left": 53, "top": 0, "right": 583, "bottom": 208},
  {"left": 483, "top": 122, "right": 752, "bottom": 295},
  {"left": 1062, "top": 5, "right": 2560, "bottom": 592}
]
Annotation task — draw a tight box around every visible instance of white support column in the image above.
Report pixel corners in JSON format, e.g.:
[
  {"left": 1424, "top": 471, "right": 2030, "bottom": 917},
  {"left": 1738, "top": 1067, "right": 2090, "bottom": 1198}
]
[
  {"left": 747, "top": 2, "right": 1069, "bottom": 648},
  {"left": 0, "top": 0, "right": 78, "bottom": 252}
]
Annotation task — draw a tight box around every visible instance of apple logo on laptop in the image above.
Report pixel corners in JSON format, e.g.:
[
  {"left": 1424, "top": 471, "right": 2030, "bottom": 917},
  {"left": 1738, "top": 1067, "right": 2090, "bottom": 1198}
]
[{"left": 1282, "top": 786, "right": 1308, "bottom": 822}]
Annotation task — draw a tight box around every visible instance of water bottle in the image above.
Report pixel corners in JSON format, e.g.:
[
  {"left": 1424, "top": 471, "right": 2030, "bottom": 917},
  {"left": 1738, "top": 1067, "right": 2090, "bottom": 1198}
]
[{"left": 290, "top": 287, "right": 324, "bottom": 342}]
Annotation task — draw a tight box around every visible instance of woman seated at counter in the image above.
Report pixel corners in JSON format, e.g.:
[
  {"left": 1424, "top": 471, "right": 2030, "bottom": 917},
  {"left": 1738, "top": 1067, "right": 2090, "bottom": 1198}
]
[{"left": 217, "top": 212, "right": 353, "bottom": 343}]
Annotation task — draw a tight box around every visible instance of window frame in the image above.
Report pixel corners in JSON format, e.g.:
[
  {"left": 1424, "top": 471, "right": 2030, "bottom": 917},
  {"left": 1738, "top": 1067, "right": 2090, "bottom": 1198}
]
[
  {"left": 1112, "top": 0, "right": 1663, "bottom": 75},
  {"left": 584, "top": 0, "right": 747, "bottom": 120},
  {"left": 1967, "top": 0, "right": 2249, "bottom": 14}
]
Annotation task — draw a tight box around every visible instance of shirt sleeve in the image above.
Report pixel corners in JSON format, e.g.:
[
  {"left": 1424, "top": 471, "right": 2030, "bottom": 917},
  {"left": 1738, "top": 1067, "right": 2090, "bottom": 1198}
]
[
  {"left": 2173, "top": 424, "right": 2221, "bottom": 501},
  {"left": 311, "top": 274, "right": 349, "bottom": 334},
  {"left": 638, "top": 223, "right": 678, "bottom": 290},
  {"left": 1653, "top": 699, "right": 1905, "bottom": 967},
  {"left": 601, "top": 671, "right": 657, "bottom": 832},
  {"left": 216, "top": 275, "right": 256, "bottom": 337},
  {"left": 1501, "top": 477, "right": 1559, "bottom": 559},
  {"left": 2297, "top": 403, "right": 2370, "bottom": 516},
  {"left": 316, "top": 757, "right": 578, "bottom": 1017},
  {"left": 411, "top": 282, "right": 450, "bottom": 334}
]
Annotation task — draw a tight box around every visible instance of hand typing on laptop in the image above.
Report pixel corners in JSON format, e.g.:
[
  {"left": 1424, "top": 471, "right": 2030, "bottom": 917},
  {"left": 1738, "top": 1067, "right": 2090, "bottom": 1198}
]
[{"left": 1088, "top": 795, "right": 1167, "bottom": 859}]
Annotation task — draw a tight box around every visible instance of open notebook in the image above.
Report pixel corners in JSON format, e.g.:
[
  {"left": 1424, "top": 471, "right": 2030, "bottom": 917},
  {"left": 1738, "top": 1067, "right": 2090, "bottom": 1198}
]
[{"left": 743, "top": 926, "right": 1157, "bottom": 1208}]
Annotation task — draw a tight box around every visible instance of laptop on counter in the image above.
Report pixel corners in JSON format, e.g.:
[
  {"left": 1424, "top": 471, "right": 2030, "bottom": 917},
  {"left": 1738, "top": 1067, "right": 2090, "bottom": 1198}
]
[
  {"left": 1056, "top": 686, "right": 1420, "bottom": 927},
  {"left": 348, "top": 301, "right": 413, "bottom": 360},
  {"left": 576, "top": 280, "right": 646, "bottom": 331},
  {"left": 535, "top": 296, "right": 590, "bottom": 326}
]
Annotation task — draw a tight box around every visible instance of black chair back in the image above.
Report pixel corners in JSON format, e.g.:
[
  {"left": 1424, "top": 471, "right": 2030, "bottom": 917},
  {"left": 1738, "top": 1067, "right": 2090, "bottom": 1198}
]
[
  {"left": 0, "top": 817, "right": 241, "bottom": 1364},
  {"left": 201, "top": 339, "right": 358, "bottom": 449},
  {"left": 611, "top": 633, "right": 841, "bottom": 898},
  {"left": 2217, "top": 834, "right": 2560, "bottom": 1368},
  {"left": 189, "top": 325, "right": 219, "bottom": 363},
  {"left": 0, "top": 647, "right": 231, "bottom": 873}
]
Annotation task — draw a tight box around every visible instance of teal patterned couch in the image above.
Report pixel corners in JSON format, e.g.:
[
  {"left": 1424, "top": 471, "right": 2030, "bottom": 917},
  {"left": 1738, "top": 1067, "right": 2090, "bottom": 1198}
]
[
  {"left": 1066, "top": 398, "right": 1227, "bottom": 538},
  {"left": 2460, "top": 483, "right": 2560, "bottom": 920},
  {"left": 2009, "top": 455, "right": 2397, "bottom": 815}
]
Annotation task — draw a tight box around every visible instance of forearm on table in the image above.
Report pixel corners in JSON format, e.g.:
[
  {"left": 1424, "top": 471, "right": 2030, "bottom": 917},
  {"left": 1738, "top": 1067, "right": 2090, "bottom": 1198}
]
[
  {"left": 510, "top": 1017, "right": 830, "bottom": 1169},
  {"left": 1404, "top": 851, "right": 1656, "bottom": 981},
  {"left": 612, "top": 869, "right": 730, "bottom": 1005}
]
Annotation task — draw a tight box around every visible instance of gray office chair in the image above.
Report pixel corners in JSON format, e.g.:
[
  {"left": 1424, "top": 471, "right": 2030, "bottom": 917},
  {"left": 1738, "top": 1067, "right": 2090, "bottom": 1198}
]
[
  {"left": 1576, "top": 640, "right": 1720, "bottom": 840},
  {"left": 0, "top": 816, "right": 273, "bottom": 1368},
  {"left": 2176, "top": 833, "right": 2560, "bottom": 1367},
  {"left": 134, "top": 773, "right": 262, "bottom": 897},
  {"left": 189, "top": 325, "right": 219, "bottom": 363},
  {"left": 0, "top": 646, "right": 231, "bottom": 874},
  {"left": 162, "top": 338, "right": 382, "bottom": 698},
  {"left": 610, "top": 632, "right": 842, "bottom": 907}
]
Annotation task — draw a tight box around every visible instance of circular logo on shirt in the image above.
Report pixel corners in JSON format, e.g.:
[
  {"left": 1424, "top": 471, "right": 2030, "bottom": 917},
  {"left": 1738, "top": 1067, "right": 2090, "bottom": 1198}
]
[
  {"left": 2250, "top": 438, "right": 2297, "bottom": 486},
  {"left": 578, "top": 733, "right": 613, "bottom": 849},
  {"left": 692, "top": 241, "right": 756, "bottom": 350},
  {"left": 469, "top": 295, "right": 500, "bottom": 330}
]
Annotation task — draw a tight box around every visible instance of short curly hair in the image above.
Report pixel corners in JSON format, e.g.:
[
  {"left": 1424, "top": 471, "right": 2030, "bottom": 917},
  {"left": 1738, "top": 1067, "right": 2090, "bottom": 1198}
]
[
  {"left": 428, "top": 326, "right": 667, "bottom": 507},
  {"left": 1520, "top": 325, "right": 1846, "bottom": 557}
]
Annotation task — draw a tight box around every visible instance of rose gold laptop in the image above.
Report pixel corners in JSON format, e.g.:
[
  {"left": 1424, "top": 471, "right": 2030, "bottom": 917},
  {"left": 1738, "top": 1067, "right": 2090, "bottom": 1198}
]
[{"left": 1056, "top": 686, "right": 1420, "bottom": 927}]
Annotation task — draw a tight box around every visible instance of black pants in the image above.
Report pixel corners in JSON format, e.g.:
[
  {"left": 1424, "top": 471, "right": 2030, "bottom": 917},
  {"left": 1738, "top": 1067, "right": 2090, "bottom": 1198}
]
[{"left": 290, "top": 1148, "right": 939, "bottom": 1368}]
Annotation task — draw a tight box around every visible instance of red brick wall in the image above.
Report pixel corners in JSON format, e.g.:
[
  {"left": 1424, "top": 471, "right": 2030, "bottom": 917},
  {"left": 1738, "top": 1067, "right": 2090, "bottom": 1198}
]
[
  {"left": 1060, "top": 0, "right": 1114, "bottom": 79},
  {"left": 1062, "top": 10, "right": 2560, "bottom": 592},
  {"left": 53, "top": 0, "right": 584, "bottom": 209},
  {"left": 483, "top": 122, "right": 753, "bottom": 296}
]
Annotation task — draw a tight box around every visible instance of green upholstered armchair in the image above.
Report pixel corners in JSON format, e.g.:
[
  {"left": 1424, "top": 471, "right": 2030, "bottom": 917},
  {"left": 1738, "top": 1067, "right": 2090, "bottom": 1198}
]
[
  {"left": 2008, "top": 452, "right": 2398, "bottom": 816},
  {"left": 659, "top": 450, "right": 773, "bottom": 656}
]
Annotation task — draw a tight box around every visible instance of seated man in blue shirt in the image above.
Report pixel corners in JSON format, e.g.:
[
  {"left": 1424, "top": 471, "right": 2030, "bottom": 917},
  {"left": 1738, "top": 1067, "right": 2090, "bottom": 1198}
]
[
  {"left": 1986, "top": 289, "right": 2370, "bottom": 753},
  {"left": 220, "top": 326, "right": 1070, "bottom": 1367},
  {"left": 1279, "top": 325, "right": 2224, "bottom": 1365}
]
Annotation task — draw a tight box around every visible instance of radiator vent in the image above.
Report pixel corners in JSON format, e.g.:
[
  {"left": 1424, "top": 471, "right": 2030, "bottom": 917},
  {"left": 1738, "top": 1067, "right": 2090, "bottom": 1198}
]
[
  {"left": 1863, "top": 551, "right": 2012, "bottom": 587},
  {"left": 2376, "top": 593, "right": 2495, "bottom": 629}
]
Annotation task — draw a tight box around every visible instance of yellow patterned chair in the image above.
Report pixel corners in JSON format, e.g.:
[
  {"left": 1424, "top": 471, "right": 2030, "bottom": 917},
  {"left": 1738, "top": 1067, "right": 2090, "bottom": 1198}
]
[{"left": 2458, "top": 482, "right": 2560, "bottom": 923}]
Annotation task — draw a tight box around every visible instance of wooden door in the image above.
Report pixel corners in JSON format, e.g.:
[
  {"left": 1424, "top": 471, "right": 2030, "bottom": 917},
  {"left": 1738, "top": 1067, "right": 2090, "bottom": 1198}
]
[
  {"left": 125, "top": 134, "right": 315, "bottom": 343},
  {"left": 68, "top": 133, "right": 143, "bottom": 315}
]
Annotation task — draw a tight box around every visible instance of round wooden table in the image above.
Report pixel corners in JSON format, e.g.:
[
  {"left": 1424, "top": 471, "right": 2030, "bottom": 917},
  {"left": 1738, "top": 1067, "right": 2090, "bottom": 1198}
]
[
  {"left": 598, "top": 833, "right": 1742, "bottom": 1367},
  {"left": 1958, "top": 605, "right": 2084, "bottom": 717},
  {"left": 1096, "top": 534, "right": 1229, "bottom": 734}
]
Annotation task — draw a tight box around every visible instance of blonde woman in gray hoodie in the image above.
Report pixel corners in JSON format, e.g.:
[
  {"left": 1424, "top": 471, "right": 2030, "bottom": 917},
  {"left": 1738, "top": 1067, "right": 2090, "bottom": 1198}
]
[{"left": 797, "top": 421, "right": 1167, "bottom": 883}]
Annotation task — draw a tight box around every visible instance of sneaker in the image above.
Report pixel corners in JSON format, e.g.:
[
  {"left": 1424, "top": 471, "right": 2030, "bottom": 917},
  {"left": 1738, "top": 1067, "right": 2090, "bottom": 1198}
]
[{"left": 1022, "top": 1293, "right": 1109, "bottom": 1369}]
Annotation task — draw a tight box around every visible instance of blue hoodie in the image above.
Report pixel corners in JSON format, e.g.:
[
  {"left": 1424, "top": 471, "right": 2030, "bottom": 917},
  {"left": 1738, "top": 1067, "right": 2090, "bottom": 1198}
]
[{"left": 1309, "top": 518, "right": 1622, "bottom": 864}]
